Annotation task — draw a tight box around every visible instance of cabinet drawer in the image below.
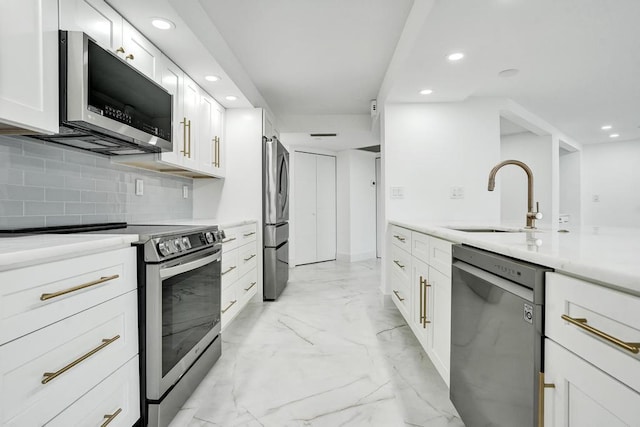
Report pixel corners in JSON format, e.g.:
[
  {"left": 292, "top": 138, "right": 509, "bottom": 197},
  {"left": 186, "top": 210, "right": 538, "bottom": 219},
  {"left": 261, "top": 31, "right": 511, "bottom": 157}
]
[
  {"left": 546, "top": 272, "right": 640, "bottom": 392},
  {"left": 44, "top": 356, "right": 139, "bottom": 427},
  {"left": 0, "top": 291, "right": 138, "bottom": 425},
  {"left": 237, "top": 242, "right": 258, "bottom": 278},
  {"left": 390, "top": 245, "right": 411, "bottom": 284},
  {"left": 0, "top": 247, "right": 136, "bottom": 345},
  {"left": 221, "top": 248, "right": 239, "bottom": 288},
  {"left": 221, "top": 227, "right": 240, "bottom": 252},
  {"left": 237, "top": 269, "right": 258, "bottom": 303},
  {"left": 391, "top": 270, "right": 411, "bottom": 319},
  {"left": 238, "top": 223, "right": 257, "bottom": 247},
  {"left": 428, "top": 236, "right": 452, "bottom": 277},
  {"left": 221, "top": 284, "right": 238, "bottom": 321},
  {"left": 411, "top": 231, "right": 429, "bottom": 263},
  {"left": 390, "top": 225, "right": 411, "bottom": 252}
]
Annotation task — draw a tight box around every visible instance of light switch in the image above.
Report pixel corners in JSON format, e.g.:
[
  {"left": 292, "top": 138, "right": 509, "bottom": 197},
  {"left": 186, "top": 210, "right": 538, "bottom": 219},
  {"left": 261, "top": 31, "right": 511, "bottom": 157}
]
[
  {"left": 183, "top": 185, "right": 189, "bottom": 199},
  {"left": 390, "top": 186, "right": 405, "bottom": 199},
  {"left": 450, "top": 186, "right": 464, "bottom": 199}
]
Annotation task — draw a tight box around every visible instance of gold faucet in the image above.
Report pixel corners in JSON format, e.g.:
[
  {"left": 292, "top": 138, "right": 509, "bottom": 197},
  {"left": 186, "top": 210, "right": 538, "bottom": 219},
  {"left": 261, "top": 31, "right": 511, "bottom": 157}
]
[{"left": 487, "top": 160, "right": 543, "bottom": 229}]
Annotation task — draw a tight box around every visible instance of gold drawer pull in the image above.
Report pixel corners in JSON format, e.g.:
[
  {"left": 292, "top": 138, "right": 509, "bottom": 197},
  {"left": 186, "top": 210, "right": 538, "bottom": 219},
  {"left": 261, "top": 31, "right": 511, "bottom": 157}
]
[
  {"left": 101, "top": 408, "right": 122, "bottom": 427},
  {"left": 222, "top": 300, "right": 237, "bottom": 314},
  {"left": 393, "top": 260, "right": 405, "bottom": 269},
  {"left": 561, "top": 314, "right": 640, "bottom": 354},
  {"left": 40, "top": 274, "right": 119, "bottom": 301},
  {"left": 244, "top": 281, "right": 257, "bottom": 291},
  {"left": 115, "top": 47, "right": 125, "bottom": 54},
  {"left": 42, "top": 335, "right": 120, "bottom": 384},
  {"left": 125, "top": 53, "right": 134, "bottom": 60},
  {"left": 537, "top": 372, "right": 555, "bottom": 427},
  {"left": 392, "top": 290, "right": 404, "bottom": 302},
  {"left": 222, "top": 237, "right": 236, "bottom": 243},
  {"left": 243, "top": 231, "right": 256, "bottom": 237},
  {"left": 222, "top": 266, "right": 237, "bottom": 275},
  {"left": 244, "top": 254, "right": 256, "bottom": 262},
  {"left": 393, "top": 234, "right": 406, "bottom": 242}
]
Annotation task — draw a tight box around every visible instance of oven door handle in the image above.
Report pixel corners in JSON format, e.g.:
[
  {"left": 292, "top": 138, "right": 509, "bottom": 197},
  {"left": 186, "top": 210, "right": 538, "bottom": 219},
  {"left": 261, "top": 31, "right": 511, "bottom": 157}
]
[{"left": 160, "top": 251, "right": 220, "bottom": 279}]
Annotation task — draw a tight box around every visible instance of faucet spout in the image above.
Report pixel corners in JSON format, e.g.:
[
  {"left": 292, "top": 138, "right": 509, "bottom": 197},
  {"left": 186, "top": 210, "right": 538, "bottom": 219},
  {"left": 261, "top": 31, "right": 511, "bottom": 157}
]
[{"left": 487, "top": 160, "right": 541, "bottom": 228}]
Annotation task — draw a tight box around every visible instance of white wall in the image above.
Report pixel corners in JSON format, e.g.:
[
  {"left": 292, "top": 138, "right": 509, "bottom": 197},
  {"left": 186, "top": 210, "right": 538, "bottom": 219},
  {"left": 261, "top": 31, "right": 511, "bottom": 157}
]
[
  {"left": 336, "top": 150, "right": 377, "bottom": 262},
  {"left": 500, "top": 132, "right": 553, "bottom": 228},
  {"left": 582, "top": 139, "right": 640, "bottom": 227},
  {"left": 559, "top": 149, "right": 582, "bottom": 225},
  {"left": 193, "top": 108, "right": 264, "bottom": 297},
  {"left": 384, "top": 99, "right": 503, "bottom": 223}
]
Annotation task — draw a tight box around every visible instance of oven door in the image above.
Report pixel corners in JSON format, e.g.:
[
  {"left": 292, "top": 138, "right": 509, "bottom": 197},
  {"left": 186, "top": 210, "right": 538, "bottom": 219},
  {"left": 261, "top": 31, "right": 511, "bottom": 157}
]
[{"left": 145, "top": 247, "right": 221, "bottom": 399}]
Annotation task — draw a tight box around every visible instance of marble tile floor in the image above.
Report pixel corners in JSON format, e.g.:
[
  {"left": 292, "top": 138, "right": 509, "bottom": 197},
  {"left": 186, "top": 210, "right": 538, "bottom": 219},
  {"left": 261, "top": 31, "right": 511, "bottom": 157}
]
[{"left": 169, "top": 259, "right": 464, "bottom": 427}]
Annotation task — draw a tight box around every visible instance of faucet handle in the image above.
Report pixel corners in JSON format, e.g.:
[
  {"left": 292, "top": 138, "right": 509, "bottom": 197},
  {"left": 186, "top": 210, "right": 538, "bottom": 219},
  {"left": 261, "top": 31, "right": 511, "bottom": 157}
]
[{"left": 529, "top": 202, "right": 543, "bottom": 220}]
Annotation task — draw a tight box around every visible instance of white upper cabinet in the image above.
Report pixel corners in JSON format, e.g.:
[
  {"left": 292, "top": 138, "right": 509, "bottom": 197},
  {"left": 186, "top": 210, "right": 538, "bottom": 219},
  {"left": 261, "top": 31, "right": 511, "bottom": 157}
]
[
  {"left": 156, "top": 55, "right": 184, "bottom": 165},
  {"left": 0, "top": 0, "right": 59, "bottom": 134},
  {"left": 59, "top": 0, "right": 160, "bottom": 81}
]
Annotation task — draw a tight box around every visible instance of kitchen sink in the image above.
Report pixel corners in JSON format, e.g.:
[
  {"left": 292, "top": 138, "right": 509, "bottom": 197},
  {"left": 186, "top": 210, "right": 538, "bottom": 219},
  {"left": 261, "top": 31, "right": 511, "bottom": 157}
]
[{"left": 445, "top": 227, "right": 525, "bottom": 233}]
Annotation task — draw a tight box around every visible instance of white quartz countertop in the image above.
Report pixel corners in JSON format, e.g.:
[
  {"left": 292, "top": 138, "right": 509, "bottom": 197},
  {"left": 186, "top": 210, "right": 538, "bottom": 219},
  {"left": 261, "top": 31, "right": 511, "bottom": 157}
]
[
  {"left": 390, "top": 220, "right": 640, "bottom": 296},
  {"left": 0, "top": 233, "right": 139, "bottom": 272},
  {"left": 146, "top": 218, "right": 257, "bottom": 229}
]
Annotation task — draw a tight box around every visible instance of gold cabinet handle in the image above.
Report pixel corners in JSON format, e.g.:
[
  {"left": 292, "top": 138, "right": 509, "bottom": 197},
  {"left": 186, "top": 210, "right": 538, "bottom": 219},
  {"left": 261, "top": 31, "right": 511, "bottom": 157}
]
[
  {"left": 125, "top": 53, "right": 134, "bottom": 60},
  {"left": 115, "top": 46, "right": 125, "bottom": 54},
  {"left": 561, "top": 314, "right": 640, "bottom": 354},
  {"left": 186, "top": 119, "right": 192, "bottom": 158},
  {"left": 243, "top": 231, "right": 256, "bottom": 237},
  {"left": 216, "top": 136, "right": 220, "bottom": 167},
  {"left": 537, "top": 372, "right": 555, "bottom": 427},
  {"left": 244, "top": 281, "right": 257, "bottom": 292},
  {"left": 393, "top": 260, "right": 405, "bottom": 269},
  {"left": 419, "top": 275, "right": 424, "bottom": 323},
  {"left": 393, "top": 235, "right": 406, "bottom": 242},
  {"left": 101, "top": 408, "right": 122, "bottom": 427},
  {"left": 244, "top": 254, "right": 256, "bottom": 262},
  {"left": 392, "top": 290, "right": 404, "bottom": 302},
  {"left": 180, "top": 117, "right": 188, "bottom": 156},
  {"left": 221, "top": 299, "right": 237, "bottom": 314},
  {"left": 222, "top": 237, "right": 236, "bottom": 243},
  {"left": 211, "top": 137, "right": 216, "bottom": 165},
  {"left": 40, "top": 274, "right": 119, "bottom": 301},
  {"left": 42, "top": 335, "right": 120, "bottom": 384},
  {"left": 222, "top": 265, "right": 237, "bottom": 275},
  {"left": 422, "top": 277, "right": 431, "bottom": 327}
]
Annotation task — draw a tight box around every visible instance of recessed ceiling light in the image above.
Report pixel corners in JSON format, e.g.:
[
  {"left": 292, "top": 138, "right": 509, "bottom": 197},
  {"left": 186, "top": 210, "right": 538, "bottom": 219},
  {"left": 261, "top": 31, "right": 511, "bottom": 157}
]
[
  {"left": 205, "top": 75, "right": 220, "bottom": 82},
  {"left": 601, "top": 125, "right": 612, "bottom": 130},
  {"left": 498, "top": 68, "right": 519, "bottom": 78},
  {"left": 151, "top": 18, "right": 175, "bottom": 30},
  {"left": 225, "top": 95, "right": 237, "bottom": 101},
  {"left": 447, "top": 52, "right": 465, "bottom": 61},
  {"left": 609, "top": 133, "right": 620, "bottom": 138},
  {"left": 419, "top": 89, "right": 433, "bottom": 95}
]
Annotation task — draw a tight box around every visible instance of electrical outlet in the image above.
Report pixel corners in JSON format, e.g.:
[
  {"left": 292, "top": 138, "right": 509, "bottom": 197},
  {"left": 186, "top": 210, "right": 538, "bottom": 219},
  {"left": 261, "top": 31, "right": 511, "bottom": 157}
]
[
  {"left": 183, "top": 185, "right": 189, "bottom": 199},
  {"left": 135, "top": 179, "right": 144, "bottom": 196},
  {"left": 592, "top": 194, "right": 600, "bottom": 202},
  {"left": 450, "top": 186, "right": 465, "bottom": 199}
]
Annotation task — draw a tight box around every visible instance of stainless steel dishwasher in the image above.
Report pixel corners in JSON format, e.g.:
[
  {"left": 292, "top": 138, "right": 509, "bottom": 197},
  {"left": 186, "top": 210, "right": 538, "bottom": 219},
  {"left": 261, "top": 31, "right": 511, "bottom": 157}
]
[{"left": 450, "top": 244, "right": 551, "bottom": 427}]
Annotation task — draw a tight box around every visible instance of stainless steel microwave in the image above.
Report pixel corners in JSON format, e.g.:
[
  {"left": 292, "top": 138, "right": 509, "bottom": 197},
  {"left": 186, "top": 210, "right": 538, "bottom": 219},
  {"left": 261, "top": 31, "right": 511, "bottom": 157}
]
[{"left": 33, "top": 31, "right": 172, "bottom": 155}]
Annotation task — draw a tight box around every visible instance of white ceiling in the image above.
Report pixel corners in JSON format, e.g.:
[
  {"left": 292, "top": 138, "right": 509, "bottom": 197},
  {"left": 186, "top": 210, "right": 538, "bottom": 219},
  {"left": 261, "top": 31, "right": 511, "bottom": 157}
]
[{"left": 107, "top": 0, "right": 640, "bottom": 148}]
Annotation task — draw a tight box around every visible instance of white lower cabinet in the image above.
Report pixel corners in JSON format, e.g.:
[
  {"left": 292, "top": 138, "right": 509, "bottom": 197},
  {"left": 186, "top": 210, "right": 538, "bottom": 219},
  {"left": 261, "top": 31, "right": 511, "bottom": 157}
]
[
  {"left": 544, "top": 339, "right": 640, "bottom": 426},
  {"left": 221, "top": 222, "right": 258, "bottom": 330},
  {"left": 389, "top": 224, "right": 452, "bottom": 386},
  {"left": 0, "top": 245, "right": 140, "bottom": 426},
  {"left": 544, "top": 272, "right": 640, "bottom": 425}
]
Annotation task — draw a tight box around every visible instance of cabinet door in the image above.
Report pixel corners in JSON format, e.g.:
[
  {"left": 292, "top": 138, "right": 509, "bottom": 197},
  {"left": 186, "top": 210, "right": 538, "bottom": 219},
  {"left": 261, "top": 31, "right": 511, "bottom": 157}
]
[
  {"left": 157, "top": 55, "right": 184, "bottom": 166},
  {"left": 294, "top": 152, "right": 318, "bottom": 265},
  {"left": 197, "top": 92, "right": 223, "bottom": 176},
  {"left": 211, "top": 102, "right": 225, "bottom": 176},
  {"left": 428, "top": 265, "right": 451, "bottom": 386},
  {"left": 58, "top": 0, "right": 123, "bottom": 54},
  {"left": 181, "top": 75, "right": 199, "bottom": 170},
  {"left": 121, "top": 21, "right": 161, "bottom": 80},
  {"left": 544, "top": 339, "right": 640, "bottom": 427},
  {"left": 315, "top": 154, "right": 336, "bottom": 262},
  {"left": 0, "top": 0, "right": 58, "bottom": 134}
]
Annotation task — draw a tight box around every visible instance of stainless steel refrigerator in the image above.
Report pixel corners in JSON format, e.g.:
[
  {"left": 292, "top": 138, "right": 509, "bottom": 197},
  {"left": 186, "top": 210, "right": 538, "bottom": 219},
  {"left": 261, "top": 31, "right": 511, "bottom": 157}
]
[{"left": 263, "top": 136, "right": 290, "bottom": 300}]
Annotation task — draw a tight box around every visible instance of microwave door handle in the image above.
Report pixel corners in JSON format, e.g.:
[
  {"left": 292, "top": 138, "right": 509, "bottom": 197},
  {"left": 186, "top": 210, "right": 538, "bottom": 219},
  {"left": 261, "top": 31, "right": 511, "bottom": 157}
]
[{"left": 160, "top": 252, "right": 220, "bottom": 279}]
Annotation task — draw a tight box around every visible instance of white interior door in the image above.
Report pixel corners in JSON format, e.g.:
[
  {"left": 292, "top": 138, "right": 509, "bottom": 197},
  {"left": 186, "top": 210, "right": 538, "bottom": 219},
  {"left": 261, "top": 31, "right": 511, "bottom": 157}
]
[
  {"left": 294, "top": 152, "right": 317, "bottom": 265},
  {"left": 316, "top": 155, "right": 336, "bottom": 262},
  {"left": 375, "top": 157, "right": 382, "bottom": 258}
]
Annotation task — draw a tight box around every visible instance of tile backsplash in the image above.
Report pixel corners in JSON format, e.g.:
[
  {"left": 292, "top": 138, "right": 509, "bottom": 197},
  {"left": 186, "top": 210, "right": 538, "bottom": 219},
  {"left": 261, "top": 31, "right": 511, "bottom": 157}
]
[{"left": 0, "top": 136, "right": 193, "bottom": 228}]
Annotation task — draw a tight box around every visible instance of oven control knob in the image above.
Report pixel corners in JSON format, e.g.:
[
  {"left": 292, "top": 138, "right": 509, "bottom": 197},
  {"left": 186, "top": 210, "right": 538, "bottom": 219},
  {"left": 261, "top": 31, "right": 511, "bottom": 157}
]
[
  {"left": 158, "top": 242, "right": 171, "bottom": 256},
  {"left": 182, "top": 237, "right": 191, "bottom": 249},
  {"left": 205, "top": 232, "right": 214, "bottom": 243},
  {"left": 174, "top": 238, "right": 183, "bottom": 251}
]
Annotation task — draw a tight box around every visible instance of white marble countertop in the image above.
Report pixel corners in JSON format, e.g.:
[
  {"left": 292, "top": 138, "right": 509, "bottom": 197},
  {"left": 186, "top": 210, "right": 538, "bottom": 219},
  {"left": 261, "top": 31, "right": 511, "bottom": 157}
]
[
  {"left": 146, "top": 218, "right": 257, "bottom": 229},
  {"left": 0, "top": 233, "right": 139, "bottom": 272},
  {"left": 390, "top": 219, "right": 640, "bottom": 296}
]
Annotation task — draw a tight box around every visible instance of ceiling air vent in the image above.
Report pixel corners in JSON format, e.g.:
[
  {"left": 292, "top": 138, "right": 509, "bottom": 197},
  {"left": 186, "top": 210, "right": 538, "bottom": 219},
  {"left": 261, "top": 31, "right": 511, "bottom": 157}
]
[{"left": 310, "top": 133, "right": 337, "bottom": 138}]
